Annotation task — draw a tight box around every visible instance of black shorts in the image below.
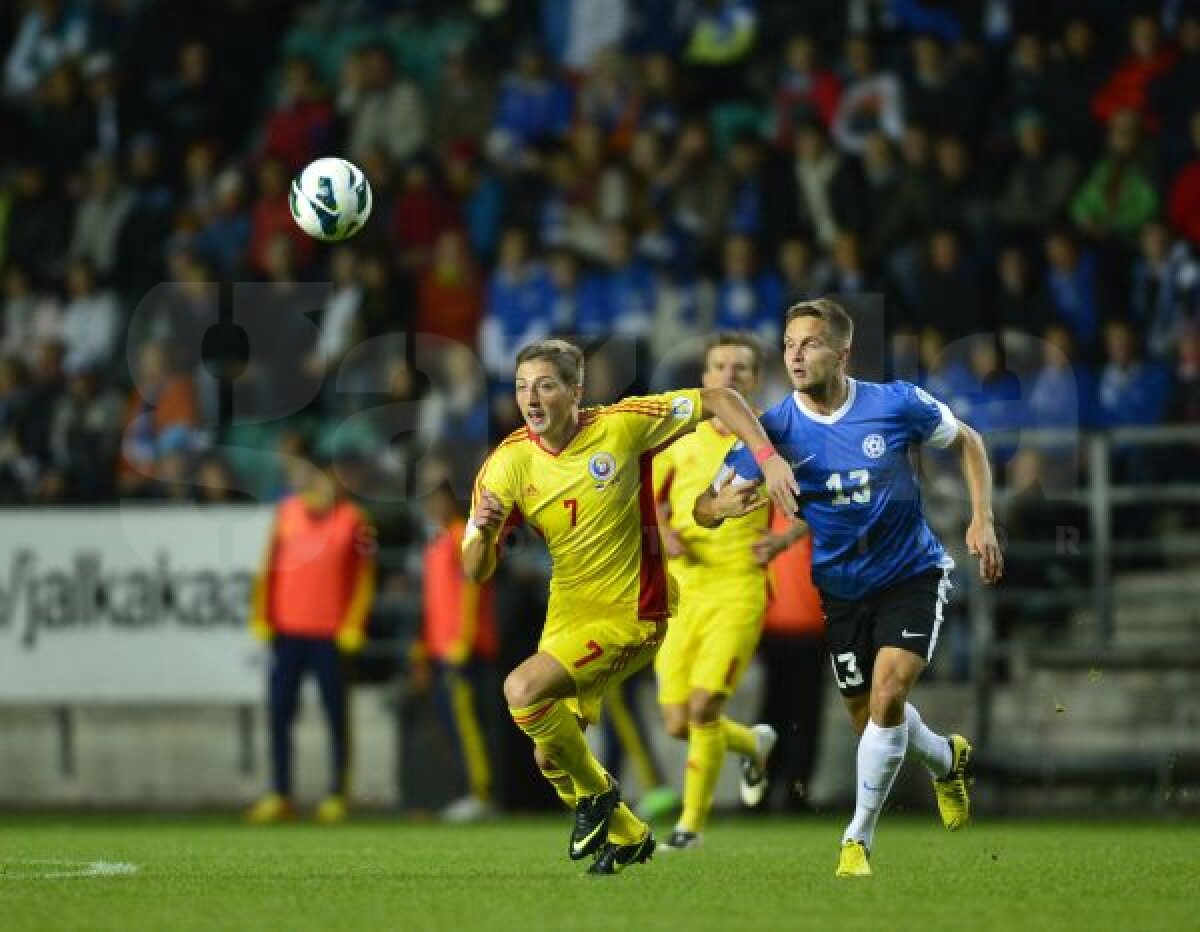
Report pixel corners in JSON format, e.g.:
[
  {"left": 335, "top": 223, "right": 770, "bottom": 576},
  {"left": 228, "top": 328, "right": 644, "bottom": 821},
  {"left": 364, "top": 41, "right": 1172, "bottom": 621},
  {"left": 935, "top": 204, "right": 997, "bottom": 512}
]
[{"left": 819, "top": 568, "right": 952, "bottom": 698}]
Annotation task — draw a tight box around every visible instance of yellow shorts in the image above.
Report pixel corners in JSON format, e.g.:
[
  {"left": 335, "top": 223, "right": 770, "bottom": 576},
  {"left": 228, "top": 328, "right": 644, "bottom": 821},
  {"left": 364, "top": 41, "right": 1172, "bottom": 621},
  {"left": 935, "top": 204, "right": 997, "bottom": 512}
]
[
  {"left": 656, "top": 584, "right": 765, "bottom": 706},
  {"left": 540, "top": 606, "right": 665, "bottom": 726}
]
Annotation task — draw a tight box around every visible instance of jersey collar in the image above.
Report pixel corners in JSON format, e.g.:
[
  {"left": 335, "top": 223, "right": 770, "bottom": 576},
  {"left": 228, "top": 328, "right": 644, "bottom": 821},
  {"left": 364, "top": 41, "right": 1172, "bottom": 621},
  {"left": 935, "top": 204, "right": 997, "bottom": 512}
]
[{"left": 792, "top": 378, "right": 857, "bottom": 425}]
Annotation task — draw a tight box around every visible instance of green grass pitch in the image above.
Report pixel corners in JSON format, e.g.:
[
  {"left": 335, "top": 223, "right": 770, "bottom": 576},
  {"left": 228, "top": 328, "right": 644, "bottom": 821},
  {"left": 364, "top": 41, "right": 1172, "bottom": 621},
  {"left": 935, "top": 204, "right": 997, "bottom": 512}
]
[{"left": 0, "top": 815, "right": 1195, "bottom": 931}]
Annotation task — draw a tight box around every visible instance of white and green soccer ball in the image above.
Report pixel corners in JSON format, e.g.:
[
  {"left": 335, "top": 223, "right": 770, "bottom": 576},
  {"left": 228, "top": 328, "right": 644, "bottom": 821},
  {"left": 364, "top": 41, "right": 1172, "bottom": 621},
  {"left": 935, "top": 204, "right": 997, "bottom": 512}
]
[{"left": 289, "top": 157, "right": 373, "bottom": 242}]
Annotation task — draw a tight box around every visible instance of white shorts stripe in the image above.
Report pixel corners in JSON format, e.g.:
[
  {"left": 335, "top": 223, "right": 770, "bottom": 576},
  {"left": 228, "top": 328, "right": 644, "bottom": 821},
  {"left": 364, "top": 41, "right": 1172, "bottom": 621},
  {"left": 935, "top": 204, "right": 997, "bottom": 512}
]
[{"left": 926, "top": 568, "right": 952, "bottom": 663}]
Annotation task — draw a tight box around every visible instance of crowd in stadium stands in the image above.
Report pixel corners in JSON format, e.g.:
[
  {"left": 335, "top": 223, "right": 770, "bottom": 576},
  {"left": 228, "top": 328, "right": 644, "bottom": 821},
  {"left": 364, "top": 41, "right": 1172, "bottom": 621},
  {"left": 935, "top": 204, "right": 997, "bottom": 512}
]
[{"left": 0, "top": 0, "right": 1198, "bottom": 519}]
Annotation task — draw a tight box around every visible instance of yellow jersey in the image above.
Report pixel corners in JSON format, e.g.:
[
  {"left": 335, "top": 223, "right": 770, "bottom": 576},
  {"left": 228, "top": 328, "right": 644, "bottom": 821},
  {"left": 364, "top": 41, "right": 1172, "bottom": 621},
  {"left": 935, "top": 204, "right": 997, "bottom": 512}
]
[
  {"left": 470, "top": 391, "right": 705, "bottom": 620},
  {"left": 653, "top": 420, "right": 768, "bottom": 596}
]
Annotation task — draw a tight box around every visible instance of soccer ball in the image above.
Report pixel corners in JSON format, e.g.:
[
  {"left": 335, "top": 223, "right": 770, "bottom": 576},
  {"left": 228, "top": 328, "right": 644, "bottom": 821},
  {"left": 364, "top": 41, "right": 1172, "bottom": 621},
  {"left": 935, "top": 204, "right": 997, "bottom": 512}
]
[{"left": 289, "top": 157, "right": 373, "bottom": 242}]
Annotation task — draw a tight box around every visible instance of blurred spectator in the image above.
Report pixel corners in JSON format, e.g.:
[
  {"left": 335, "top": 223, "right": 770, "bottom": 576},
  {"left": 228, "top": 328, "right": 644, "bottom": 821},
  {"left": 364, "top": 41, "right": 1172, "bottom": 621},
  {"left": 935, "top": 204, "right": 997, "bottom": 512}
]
[
  {"left": 725, "top": 132, "right": 766, "bottom": 238},
  {"left": 28, "top": 62, "right": 94, "bottom": 181},
  {"left": 836, "top": 132, "right": 899, "bottom": 246},
  {"left": 1130, "top": 221, "right": 1200, "bottom": 360},
  {"left": 827, "top": 230, "right": 875, "bottom": 295},
  {"left": 928, "top": 136, "right": 990, "bottom": 241},
  {"left": 416, "top": 229, "right": 484, "bottom": 348},
  {"left": 1071, "top": 109, "right": 1159, "bottom": 242},
  {"left": 771, "top": 32, "right": 840, "bottom": 145},
  {"left": 575, "top": 49, "right": 637, "bottom": 145},
  {"left": 0, "top": 355, "right": 33, "bottom": 500},
  {"left": 629, "top": 52, "right": 682, "bottom": 138},
  {"left": 1042, "top": 229, "right": 1101, "bottom": 352},
  {"left": 80, "top": 52, "right": 127, "bottom": 156},
  {"left": 247, "top": 157, "right": 315, "bottom": 278},
  {"left": 391, "top": 160, "right": 459, "bottom": 272},
  {"left": 902, "top": 35, "right": 980, "bottom": 140},
  {"left": 1167, "top": 110, "right": 1200, "bottom": 246},
  {"left": 1170, "top": 328, "right": 1200, "bottom": 427},
  {"left": 443, "top": 145, "right": 505, "bottom": 264},
  {"left": 1046, "top": 17, "right": 1105, "bottom": 160},
  {"left": 577, "top": 223, "right": 656, "bottom": 339},
  {"left": 1001, "top": 33, "right": 1052, "bottom": 127},
  {"left": 410, "top": 479, "right": 498, "bottom": 822},
  {"left": 486, "top": 43, "right": 572, "bottom": 164},
  {"left": 831, "top": 33, "right": 904, "bottom": 155},
  {"left": 989, "top": 246, "right": 1043, "bottom": 335},
  {"left": 1150, "top": 11, "right": 1200, "bottom": 179},
  {"left": 1029, "top": 323, "right": 1095, "bottom": 433},
  {"left": 661, "top": 119, "right": 730, "bottom": 254},
  {"left": 310, "top": 247, "right": 363, "bottom": 384},
  {"left": 148, "top": 40, "right": 235, "bottom": 158},
  {"left": 919, "top": 326, "right": 974, "bottom": 404},
  {"left": 776, "top": 235, "right": 830, "bottom": 306},
  {"left": 543, "top": 247, "right": 583, "bottom": 332},
  {"left": 902, "top": 228, "right": 984, "bottom": 341},
  {"left": 4, "top": 0, "right": 89, "bottom": 102},
  {"left": 119, "top": 341, "right": 197, "bottom": 494},
  {"left": 993, "top": 110, "right": 1079, "bottom": 236},
  {"left": 479, "top": 227, "right": 552, "bottom": 380},
  {"left": 44, "top": 358, "right": 122, "bottom": 502},
  {"left": 2, "top": 264, "right": 62, "bottom": 367},
  {"left": 866, "top": 125, "right": 937, "bottom": 264},
  {"left": 1090, "top": 14, "right": 1177, "bottom": 130},
  {"left": 5, "top": 162, "right": 70, "bottom": 281},
  {"left": 430, "top": 46, "right": 495, "bottom": 158},
  {"left": 261, "top": 54, "right": 334, "bottom": 173},
  {"left": 195, "top": 168, "right": 251, "bottom": 277},
  {"left": 67, "top": 151, "right": 133, "bottom": 276},
  {"left": 60, "top": 259, "right": 119, "bottom": 375},
  {"left": 764, "top": 121, "right": 847, "bottom": 250},
  {"left": 114, "top": 134, "right": 174, "bottom": 301},
  {"left": 1096, "top": 318, "right": 1172, "bottom": 425},
  {"left": 341, "top": 43, "right": 426, "bottom": 165},
  {"left": 713, "top": 233, "right": 781, "bottom": 345}
]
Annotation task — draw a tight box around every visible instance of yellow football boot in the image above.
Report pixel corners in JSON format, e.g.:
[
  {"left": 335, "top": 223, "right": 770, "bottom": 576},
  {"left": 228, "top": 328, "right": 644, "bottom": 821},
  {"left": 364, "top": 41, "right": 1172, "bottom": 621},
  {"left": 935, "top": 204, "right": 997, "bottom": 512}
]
[
  {"left": 934, "top": 734, "right": 972, "bottom": 830},
  {"left": 314, "top": 795, "right": 348, "bottom": 824},
  {"left": 835, "top": 840, "right": 872, "bottom": 878},
  {"left": 245, "top": 793, "right": 295, "bottom": 824}
]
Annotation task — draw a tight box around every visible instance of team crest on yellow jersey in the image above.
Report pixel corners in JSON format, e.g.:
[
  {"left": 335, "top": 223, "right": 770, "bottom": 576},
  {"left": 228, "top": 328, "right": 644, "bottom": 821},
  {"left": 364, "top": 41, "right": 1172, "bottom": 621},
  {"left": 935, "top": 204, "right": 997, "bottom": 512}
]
[{"left": 588, "top": 451, "right": 618, "bottom": 489}]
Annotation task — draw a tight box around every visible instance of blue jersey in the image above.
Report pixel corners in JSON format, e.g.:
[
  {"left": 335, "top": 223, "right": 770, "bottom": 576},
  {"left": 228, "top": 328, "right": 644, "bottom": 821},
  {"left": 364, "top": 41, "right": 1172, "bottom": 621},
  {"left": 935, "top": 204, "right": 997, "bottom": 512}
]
[{"left": 723, "top": 379, "right": 959, "bottom": 600}]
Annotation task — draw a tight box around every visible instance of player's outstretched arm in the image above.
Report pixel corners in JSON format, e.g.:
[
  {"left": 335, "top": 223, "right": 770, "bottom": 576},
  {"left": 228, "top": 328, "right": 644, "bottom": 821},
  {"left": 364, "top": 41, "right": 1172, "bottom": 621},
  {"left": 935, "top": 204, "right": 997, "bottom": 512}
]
[
  {"left": 462, "top": 488, "right": 505, "bottom": 583},
  {"left": 699, "top": 386, "right": 799, "bottom": 517},
  {"left": 952, "top": 418, "right": 1004, "bottom": 584}
]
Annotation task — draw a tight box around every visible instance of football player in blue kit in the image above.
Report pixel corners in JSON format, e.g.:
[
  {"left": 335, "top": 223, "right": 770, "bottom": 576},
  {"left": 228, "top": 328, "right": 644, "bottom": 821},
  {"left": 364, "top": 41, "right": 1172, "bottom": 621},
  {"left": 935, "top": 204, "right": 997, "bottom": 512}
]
[{"left": 695, "top": 298, "right": 1003, "bottom": 877}]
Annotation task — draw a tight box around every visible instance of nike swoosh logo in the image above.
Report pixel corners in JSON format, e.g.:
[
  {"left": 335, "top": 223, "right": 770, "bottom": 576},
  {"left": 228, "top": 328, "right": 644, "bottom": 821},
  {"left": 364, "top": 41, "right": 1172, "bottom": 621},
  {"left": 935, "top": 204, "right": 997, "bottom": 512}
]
[
  {"left": 791, "top": 454, "right": 816, "bottom": 469},
  {"left": 572, "top": 823, "right": 606, "bottom": 855},
  {"left": 901, "top": 630, "right": 923, "bottom": 638}
]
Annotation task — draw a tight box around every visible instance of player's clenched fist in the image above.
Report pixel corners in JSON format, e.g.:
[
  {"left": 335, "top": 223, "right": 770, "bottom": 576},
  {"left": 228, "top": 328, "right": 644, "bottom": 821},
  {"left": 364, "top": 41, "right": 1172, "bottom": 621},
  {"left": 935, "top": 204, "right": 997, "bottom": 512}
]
[{"left": 471, "top": 488, "right": 506, "bottom": 534}]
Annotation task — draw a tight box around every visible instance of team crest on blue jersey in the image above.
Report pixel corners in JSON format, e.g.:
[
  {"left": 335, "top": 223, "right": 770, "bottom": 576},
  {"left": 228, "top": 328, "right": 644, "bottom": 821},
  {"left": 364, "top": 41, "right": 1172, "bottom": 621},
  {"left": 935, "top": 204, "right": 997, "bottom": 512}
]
[
  {"left": 588, "top": 452, "right": 617, "bottom": 487},
  {"left": 671, "top": 396, "right": 694, "bottom": 420},
  {"left": 862, "top": 433, "right": 887, "bottom": 459}
]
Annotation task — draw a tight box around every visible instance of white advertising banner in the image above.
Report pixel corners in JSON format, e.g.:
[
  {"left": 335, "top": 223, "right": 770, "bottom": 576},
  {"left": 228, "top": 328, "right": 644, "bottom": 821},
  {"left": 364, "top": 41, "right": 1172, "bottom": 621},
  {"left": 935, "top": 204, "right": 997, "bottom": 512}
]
[{"left": 0, "top": 506, "right": 273, "bottom": 701}]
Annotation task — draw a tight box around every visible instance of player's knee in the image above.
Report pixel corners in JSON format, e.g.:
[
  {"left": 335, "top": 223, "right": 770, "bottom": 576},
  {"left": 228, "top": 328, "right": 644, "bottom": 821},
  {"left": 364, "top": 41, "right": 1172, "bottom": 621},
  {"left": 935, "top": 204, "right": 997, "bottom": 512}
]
[
  {"left": 503, "top": 669, "right": 543, "bottom": 710},
  {"left": 664, "top": 714, "right": 689, "bottom": 741},
  {"left": 869, "top": 678, "right": 909, "bottom": 725},
  {"left": 533, "top": 746, "right": 558, "bottom": 772},
  {"left": 687, "top": 691, "right": 723, "bottom": 725}
]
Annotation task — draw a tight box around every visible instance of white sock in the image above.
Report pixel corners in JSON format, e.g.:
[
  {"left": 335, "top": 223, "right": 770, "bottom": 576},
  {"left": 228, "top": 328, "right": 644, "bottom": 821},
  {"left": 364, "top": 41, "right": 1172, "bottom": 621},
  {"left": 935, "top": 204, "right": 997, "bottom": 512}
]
[
  {"left": 843, "top": 720, "right": 907, "bottom": 849},
  {"left": 904, "top": 703, "right": 952, "bottom": 778}
]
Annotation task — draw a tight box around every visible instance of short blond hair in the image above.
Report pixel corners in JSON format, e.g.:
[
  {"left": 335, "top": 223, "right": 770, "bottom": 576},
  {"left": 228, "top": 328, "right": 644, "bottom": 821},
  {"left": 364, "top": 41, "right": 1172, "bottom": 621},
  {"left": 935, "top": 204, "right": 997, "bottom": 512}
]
[
  {"left": 784, "top": 298, "right": 854, "bottom": 348},
  {"left": 515, "top": 338, "right": 585, "bottom": 387}
]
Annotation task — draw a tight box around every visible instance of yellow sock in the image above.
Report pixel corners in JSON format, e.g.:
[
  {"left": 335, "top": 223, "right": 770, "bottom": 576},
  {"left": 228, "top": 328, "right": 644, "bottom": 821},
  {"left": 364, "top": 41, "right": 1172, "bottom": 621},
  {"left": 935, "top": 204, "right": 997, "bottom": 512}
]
[
  {"left": 678, "top": 719, "right": 724, "bottom": 833},
  {"left": 540, "top": 766, "right": 576, "bottom": 808},
  {"left": 607, "top": 802, "right": 649, "bottom": 846},
  {"left": 510, "top": 701, "right": 610, "bottom": 797},
  {"left": 722, "top": 717, "right": 757, "bottom": 758}
]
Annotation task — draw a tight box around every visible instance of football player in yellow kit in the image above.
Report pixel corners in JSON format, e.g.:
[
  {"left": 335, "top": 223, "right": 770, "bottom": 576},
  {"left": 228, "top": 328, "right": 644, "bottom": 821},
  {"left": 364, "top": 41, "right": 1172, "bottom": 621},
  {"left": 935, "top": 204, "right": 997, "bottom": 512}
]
[
  {"left": 653, "top": 333, "right": 806, "bottom": 849},
  {"left": 462, "top": 339, "right": 797, "bottom": 874}
]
